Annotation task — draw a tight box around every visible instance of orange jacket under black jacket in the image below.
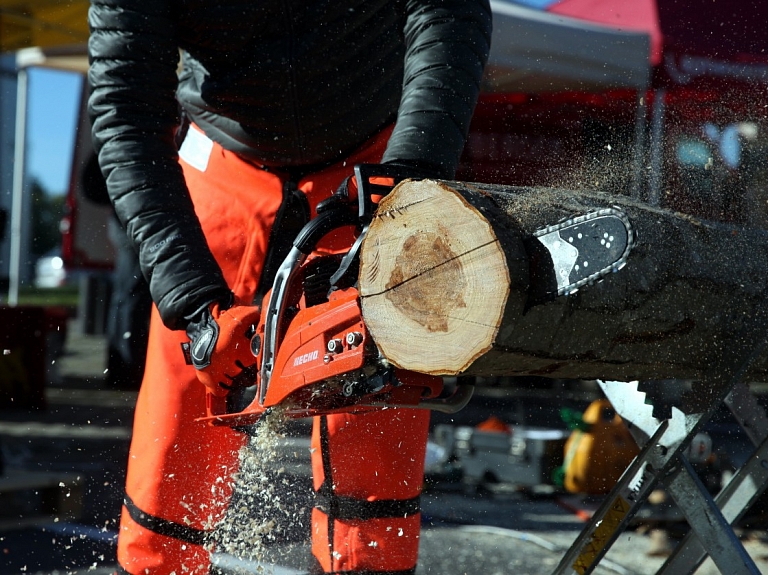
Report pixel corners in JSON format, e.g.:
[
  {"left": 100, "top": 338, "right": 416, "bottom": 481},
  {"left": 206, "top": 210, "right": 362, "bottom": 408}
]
[{"left": 88, "top": 0, "right": 493, "bottom": 330}]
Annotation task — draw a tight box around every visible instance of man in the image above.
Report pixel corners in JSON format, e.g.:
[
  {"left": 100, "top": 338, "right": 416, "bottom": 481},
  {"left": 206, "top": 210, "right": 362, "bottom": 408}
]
[{"left": 88, "top": 1, "right": 492, "bottom": 573}]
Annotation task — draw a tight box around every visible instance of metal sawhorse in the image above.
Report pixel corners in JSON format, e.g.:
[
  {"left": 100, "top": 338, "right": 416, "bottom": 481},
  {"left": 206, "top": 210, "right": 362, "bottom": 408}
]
[{"left": 554, "top": 306, "right": 768, "bottom": 575}]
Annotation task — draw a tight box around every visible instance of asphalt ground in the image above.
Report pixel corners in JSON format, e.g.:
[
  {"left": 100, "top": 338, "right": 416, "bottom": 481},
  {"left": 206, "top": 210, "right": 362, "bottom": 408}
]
[{"left": 1, "top": 324, "right": 767, "bottom": 574}]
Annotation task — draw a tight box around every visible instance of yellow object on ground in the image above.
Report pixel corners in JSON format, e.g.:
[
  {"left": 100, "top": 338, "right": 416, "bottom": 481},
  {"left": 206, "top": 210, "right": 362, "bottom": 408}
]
[{"left": 563, "top": 399, "right": 639, "bottom": 495}]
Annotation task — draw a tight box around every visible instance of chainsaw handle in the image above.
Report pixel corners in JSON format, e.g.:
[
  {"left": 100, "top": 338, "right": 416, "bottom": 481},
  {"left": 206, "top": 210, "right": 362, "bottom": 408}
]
[
  {"left": 293, "top": 204, "right": 358, "bottom": 255},
  {"left": 303, "top": 164, "right": 424, "bottom": 249},
  {"left": 354, "top": 163, "right": 428, "bottom": 222},
  {"left": 294, "top": 162, "right": 418, "bottom": 254}
]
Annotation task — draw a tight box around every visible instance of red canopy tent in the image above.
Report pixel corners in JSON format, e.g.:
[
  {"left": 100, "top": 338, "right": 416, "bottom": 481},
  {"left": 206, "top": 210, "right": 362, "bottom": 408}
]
[
  {"left": 549, "top": 0, "right": 663, "bottom": 64},
  {"left": 468, "top": 0, "right": 768, "bottom": 225},
  {"left": 486, "top": 0, "right": 768, "bottom": 92}
]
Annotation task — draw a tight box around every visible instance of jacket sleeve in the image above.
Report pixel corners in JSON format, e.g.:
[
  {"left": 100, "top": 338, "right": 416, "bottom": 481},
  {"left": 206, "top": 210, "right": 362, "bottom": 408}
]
[
  {"left": 381, "top": 0, "right": 492, "bottom": 179},
  {"left": 88, "top": 0, "right": 230, "bottom": 330}
]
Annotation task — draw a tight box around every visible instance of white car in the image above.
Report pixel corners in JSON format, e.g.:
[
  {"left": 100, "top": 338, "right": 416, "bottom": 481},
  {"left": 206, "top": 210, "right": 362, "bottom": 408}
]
[{"left": 34, "top": 249, "right": 68, "bottom": 288}]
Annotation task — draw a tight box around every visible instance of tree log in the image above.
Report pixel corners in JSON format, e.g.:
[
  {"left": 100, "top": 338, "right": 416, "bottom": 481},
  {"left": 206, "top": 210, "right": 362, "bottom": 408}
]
[{"left": 358, "top": 179, "right": 768, "bottom": 382}]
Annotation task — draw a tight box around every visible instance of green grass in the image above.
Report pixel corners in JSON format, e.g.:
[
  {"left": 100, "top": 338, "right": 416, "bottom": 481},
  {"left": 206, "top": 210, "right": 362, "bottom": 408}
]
[{"left": 12, "top": 286, "right": 80, "bottom": 309}]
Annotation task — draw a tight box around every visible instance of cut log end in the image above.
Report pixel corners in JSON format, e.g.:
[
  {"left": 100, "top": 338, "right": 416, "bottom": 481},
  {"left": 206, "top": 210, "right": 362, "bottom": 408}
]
[{"left": 359, "top": 179, "right": 527, "bottom": 375}]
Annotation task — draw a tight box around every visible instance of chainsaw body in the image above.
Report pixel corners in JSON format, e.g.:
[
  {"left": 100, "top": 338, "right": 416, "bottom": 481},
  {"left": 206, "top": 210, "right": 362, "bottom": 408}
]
[{"left": 200, "top": 165, "right": 465, "bottom": 427}]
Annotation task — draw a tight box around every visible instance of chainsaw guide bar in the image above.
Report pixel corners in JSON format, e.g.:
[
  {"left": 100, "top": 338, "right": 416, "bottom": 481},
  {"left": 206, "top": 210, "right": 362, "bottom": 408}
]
[{"left": 526, "top": 207, "right": 634, "bottom": 303}]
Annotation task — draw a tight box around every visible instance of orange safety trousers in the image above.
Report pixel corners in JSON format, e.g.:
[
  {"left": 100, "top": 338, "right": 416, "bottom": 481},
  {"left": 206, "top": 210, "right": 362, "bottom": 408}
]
[{"left": 116, "top": 124, "right": 430, "bottom": 575}]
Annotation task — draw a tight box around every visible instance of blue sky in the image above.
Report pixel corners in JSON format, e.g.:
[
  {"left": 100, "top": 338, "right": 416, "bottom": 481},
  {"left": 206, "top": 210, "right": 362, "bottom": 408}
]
[{"left": 26, "top": 67, "right": 83, "bottom": 196}]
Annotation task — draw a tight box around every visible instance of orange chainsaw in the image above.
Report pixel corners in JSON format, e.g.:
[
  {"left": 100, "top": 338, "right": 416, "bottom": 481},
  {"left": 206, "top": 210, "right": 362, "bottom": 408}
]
[{"left": 200, "top": 165, "right": 635, "bottom": 427}]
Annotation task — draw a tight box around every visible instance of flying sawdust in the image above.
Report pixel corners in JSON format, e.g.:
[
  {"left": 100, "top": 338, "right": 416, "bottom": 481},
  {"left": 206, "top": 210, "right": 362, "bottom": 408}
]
[{"left": 207, "top": 407, "right": 308, "bottom": 574}]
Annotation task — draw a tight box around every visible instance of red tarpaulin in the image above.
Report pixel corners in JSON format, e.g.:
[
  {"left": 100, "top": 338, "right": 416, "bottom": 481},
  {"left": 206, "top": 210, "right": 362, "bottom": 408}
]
[
  {"left": 548, "top": 0, "right": 663, "bottom": 65},
  {"left": 542, "top": 0, "right": 768, "bottom": 64}
]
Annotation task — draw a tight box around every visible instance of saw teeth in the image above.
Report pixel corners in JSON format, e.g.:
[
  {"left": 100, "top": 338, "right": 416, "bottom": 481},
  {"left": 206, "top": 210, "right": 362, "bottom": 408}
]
[
  {"left": 598, "top": 380, "right": 660, "bottom": 438},
  {"left": 636, "top": 380, "right": 676, "bottom": 420}
]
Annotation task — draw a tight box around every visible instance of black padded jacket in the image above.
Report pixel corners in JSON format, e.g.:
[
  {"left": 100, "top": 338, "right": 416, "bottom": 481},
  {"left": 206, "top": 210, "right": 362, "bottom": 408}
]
[{"left": 88, "top": 0, "right": 492, "bottom": 329}]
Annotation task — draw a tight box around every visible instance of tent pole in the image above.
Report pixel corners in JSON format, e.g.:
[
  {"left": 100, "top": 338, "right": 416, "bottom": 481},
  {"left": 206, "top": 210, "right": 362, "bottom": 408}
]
[
  {"left": 8, "top": 66, "right": 28, "bottom": 306},
  {"left": 631, "top": 90, "right": 648, "bottom": 201},
  {"left": 648, "top": 88, "right": 666, "bottom": 206}
]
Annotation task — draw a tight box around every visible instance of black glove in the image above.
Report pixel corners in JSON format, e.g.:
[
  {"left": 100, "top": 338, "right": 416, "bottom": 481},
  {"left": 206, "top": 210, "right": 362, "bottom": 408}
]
[{"left": 182, "top": 298, "right": 261, "bottom": 396}]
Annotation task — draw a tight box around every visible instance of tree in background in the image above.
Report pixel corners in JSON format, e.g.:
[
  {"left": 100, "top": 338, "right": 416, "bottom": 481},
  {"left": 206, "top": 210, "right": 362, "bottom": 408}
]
[{"left": 30, "top": 178, "right": 65, "bottom": 257}]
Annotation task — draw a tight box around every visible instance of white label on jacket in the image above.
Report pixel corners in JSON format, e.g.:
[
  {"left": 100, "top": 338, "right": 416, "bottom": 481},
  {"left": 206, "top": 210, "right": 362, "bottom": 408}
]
[{"left": 179, "top": 127, "right": 213, "bottom": 172}]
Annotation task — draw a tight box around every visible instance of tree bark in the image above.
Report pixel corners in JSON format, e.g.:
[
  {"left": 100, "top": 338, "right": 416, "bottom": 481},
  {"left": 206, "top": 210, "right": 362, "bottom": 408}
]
[{"left": 358, "top": 179, "right": 768, "bottom": 382}]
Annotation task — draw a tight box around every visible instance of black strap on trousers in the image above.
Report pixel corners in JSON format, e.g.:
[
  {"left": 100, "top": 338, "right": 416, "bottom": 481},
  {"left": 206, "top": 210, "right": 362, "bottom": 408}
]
[
  {"left": 315, "top": 416, "right": 421, "bottom": 574},
  {"left": 123, "top": 492, "right": 209, "bottom": 546},
  {"left": 313, "top": 492, "right": 421, "bottom": 521},
  {"left": 323, "top": 570, "right": 416, "bottom": 575}
]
